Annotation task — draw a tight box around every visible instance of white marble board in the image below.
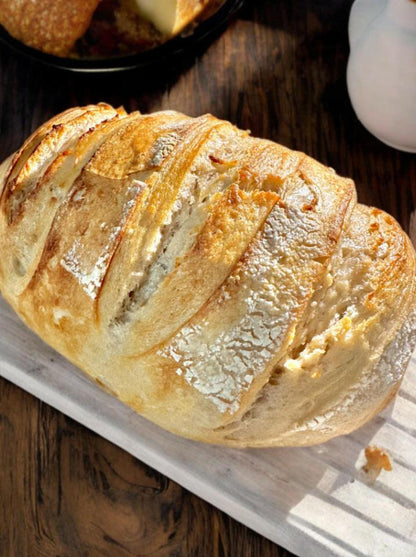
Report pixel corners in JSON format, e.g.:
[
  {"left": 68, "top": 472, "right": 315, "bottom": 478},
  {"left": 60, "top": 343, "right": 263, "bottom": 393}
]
[{"left": 0, "top": 297, "right": 415, "bottom": 557}]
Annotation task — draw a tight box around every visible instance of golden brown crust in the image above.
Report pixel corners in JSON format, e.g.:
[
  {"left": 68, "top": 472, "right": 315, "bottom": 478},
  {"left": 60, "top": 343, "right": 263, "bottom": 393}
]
[
  {"left": 175, "top": 0, "right": 213, "bottom": 33},
  {"left": 0, "top": 105, "right": 415, "bottom": 446},
  {"left": 0, "top": 0, "right": 100, "bottom": 55}
]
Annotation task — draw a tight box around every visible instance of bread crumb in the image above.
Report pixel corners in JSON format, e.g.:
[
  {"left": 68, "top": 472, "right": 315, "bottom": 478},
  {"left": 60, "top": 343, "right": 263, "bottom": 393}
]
[{"left": 362, "top": 445, "right": 392, "bottom": 481}]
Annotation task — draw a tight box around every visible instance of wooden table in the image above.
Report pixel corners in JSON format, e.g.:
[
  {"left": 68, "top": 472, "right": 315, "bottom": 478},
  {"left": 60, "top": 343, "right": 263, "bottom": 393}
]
[{"left": 0, "top": 1, "right": 415, "bottom": 555}]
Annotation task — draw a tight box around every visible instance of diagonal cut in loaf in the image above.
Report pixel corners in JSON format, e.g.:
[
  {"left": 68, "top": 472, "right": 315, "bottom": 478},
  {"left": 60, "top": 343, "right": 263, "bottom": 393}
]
[{"left": 1, "top": 104, "right": 415, "bottom": 446}]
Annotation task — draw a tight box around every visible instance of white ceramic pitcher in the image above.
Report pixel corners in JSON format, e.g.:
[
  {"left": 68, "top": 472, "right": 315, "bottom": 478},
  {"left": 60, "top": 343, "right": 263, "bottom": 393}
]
[{"left": 347, "top": 0, "right": 416, "bottom": 152}]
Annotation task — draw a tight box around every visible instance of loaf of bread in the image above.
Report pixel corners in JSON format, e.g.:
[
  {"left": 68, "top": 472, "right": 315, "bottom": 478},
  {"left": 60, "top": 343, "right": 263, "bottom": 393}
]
[{"left": 1, "top": 104, "right": 415, "bottom": 447}]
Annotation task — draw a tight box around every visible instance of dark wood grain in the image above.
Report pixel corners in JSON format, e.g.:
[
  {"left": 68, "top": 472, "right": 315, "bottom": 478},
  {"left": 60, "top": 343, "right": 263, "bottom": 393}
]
[{"left": 0, "top": 1, "right": 415, "bottom": 556}]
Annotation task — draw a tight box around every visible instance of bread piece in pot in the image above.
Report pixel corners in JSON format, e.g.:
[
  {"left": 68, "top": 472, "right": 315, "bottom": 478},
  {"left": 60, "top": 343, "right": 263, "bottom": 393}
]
[
  {"left": 1, "top": 105, "right": 415, "bottom": 446},
  {"left": 0, "top": 0, "right": 217, "bottom": 57},
  {"left": 0, "top": 0, "right": 101, "bottom": 56}
]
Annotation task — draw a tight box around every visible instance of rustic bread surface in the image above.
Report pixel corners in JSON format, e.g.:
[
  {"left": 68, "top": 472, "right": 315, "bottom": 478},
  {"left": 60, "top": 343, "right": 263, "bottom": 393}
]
[
  {"left": 0, "top": 0, "right": 100, "bottom": 55},
  {"left": 1, "top": 105, "right": 415, "bottom": 446}
]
